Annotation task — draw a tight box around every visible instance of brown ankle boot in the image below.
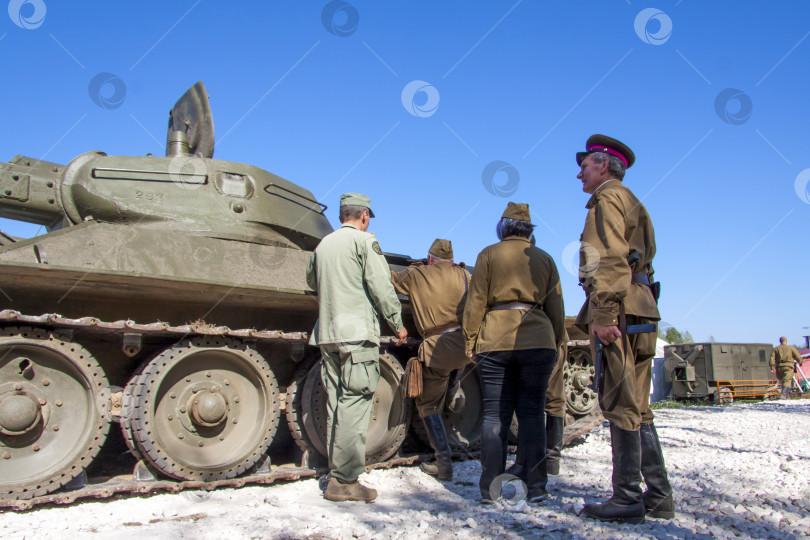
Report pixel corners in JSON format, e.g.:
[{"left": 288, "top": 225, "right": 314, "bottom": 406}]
[{"left": 323, "top": 477, "right": 377, "bottom": 503}]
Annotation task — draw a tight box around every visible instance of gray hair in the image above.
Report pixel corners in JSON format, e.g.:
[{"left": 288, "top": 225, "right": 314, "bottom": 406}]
[
  {"left": 496, "top": 217, "right": 535, "bottom": 240},
  {"left": 428, "top": 254, "right": 453, "bottom": 264},
  {"left": 590, "top": 152, "right": 626, "bottom": 181},
  {"left": 339, "top": 205, "right": 367, "bottom": 223}
]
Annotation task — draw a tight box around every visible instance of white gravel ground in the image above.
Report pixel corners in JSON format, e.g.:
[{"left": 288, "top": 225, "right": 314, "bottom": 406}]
[{"left": 1, "top": 399, "right": 809, "bottom": 539}]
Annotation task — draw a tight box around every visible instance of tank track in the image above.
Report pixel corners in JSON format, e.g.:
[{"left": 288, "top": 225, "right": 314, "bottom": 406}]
[
  {"left": 1, "top": 412, "right": 603, "bottom": 512},
  {"left": 0, "top": 453, "right": 435, "bottom": 512},
  {"left": 0, "top": 310, "right": 415, "bottom": 345},
  {"left": 0, "top": 309, "right": 600, "bottom": 511},
  {"left": 0, "top": 309, "right": 419, "bottom": 509}
]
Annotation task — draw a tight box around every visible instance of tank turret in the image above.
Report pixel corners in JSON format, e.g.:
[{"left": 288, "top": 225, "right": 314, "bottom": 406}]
[{"left": 0, "top": 82, "right": 331, "bottom": 250}]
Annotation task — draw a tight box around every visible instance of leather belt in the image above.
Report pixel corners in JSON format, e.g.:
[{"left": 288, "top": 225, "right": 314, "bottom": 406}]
[
  {"left": 488, "top": 301, "right": 537, "bottom": 311},
  {"left": 423, "top": 324, "right": 461, "bottom": 339},
  {"left": 632, "top": 273, "right": 651, "bottom": 285}
]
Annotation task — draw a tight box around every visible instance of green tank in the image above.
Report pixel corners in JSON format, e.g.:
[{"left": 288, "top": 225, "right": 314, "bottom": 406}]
[
  {"left": 0, "top": 82, "right": 436, "bottom": 501},
  {"left": 0, "top": 82, "right": 590, "bottom": 504}
]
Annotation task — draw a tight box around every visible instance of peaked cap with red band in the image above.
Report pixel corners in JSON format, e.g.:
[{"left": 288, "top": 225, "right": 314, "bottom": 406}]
[{"left": 576, "top": 134, "right": 635, "bottom": 168}]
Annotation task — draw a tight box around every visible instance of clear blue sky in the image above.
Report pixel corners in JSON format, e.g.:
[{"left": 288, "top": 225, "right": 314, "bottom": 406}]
[{"left": 1, "top": 1, "right": 808, "bottom": 345}]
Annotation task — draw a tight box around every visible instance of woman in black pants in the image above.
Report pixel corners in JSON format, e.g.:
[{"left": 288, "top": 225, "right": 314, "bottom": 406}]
[{"left": 462, "top": 202, "right": 565, "bottom": 503}]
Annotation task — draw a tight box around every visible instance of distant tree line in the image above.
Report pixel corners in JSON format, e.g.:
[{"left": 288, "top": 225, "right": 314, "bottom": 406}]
[{"left": 659, "top": 326, "right": 693, "bottom": 344}]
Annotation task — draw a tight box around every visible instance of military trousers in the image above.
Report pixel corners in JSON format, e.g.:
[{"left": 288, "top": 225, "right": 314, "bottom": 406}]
[
  {"left": 320, "top": 342, "right": 380, "bottom": 483},
  {"left": 545, "top": 342, "right": 567, "bottom": 419},
  {"left": 776, "top": 363, "right": 794, "bottom": 388},
  {"left": 592, "top": 317, "right": 657, "bottom": 431},
  {"left": 416, "top": 332, "right": 470, "bottom": 418}
]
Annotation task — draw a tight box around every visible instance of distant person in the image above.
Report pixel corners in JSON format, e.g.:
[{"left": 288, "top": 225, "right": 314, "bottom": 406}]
[
  {"left": 574, "top": 135, "right": 673, "bottom": 524},
  {"left": 391, "top": 238, "right": 471, "bottom": 481},
  {"left": 306, "top": 193, "right": 408, "bottom": 503},
  {"left": 462, "top": 202, "right": 565, "bottom": 504},
  {"left": 770, "top": 337, "right": 802, "bottom": 399}
]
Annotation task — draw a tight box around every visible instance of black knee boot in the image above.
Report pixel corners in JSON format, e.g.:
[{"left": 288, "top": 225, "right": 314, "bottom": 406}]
[
  {"left": 640, "top": 423, "right": 674, "bottom": 518},
  {"left": 421, "top": 415, "right": 453, "bottom": 481},
  {"left": 583, "top": 424, "right": 645, "bottom": 525},
  {"left": 546, "top": 415, "right": 564, "bottom": 476}
]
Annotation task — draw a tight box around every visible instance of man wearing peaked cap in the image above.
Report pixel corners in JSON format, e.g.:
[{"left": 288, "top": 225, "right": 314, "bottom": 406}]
[
  {"left": 574, "top": 135, "right": 672, "bottom": 524},
  {"left": 306, "top": 192, "right": 407, "bottom": 502},
  {"left": 576, "top": 134, "right": 636, "bottom": 169},
  {"left": 391, "top": 238, "right": 471, "bottom": 481}
]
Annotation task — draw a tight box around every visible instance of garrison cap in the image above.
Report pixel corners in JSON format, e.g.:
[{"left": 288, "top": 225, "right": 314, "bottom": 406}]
[
  {"left": 340, "top": 192, "right": 375, "bottom": 217},
  {"left": 576, "top": 134, "right": 635, "bottom": 168},
  {"left": 501, "top": 202, "right": 532, "bottom": 223},
  {"left": 428, "top": 238, "right": 453, "bottom": 260}
]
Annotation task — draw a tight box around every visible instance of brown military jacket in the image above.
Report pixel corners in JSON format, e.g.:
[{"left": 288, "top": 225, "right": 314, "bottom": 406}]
[
  {"left": 575, "top": 180, "right": 660, "bottom": 329},
  {"left": 462, "top": 237, "right": 565, "bottom": 356},
  {"left": 391, "top": 262, "right": 471, "bottom": 369},
  {"left": 770, "top": 344, "right": 802, "bottom": 368}
]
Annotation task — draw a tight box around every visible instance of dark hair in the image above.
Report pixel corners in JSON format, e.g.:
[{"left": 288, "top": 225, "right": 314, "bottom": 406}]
[
  {"left": 339, "top": 205, "right": 367, "bottom": 223},
  {"left": 496, "top": 217, "right": 535, "bottom": 240},
  {"left": 590, "top": 152, "right": 626, "bottom": 181}
]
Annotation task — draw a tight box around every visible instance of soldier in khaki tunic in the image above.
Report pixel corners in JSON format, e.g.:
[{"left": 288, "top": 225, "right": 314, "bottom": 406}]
[
  {"left": 770, "top": 337, "right": 802, "bottom": 399},
  {"left": 306, "top": 193, "right": 407, "bottom": 503},
  {"left": 574, "top": 135, "right": 673, "bottom": 524},
  {"left": 462, "top": 202, "right": 565, "bottom": 504},
  {"left": 391, "top": 239, "right": 471, "bottom": 480}
]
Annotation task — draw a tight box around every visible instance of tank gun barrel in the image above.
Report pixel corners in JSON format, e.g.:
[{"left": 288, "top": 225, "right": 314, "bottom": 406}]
[{"left": 0, "top": 155, "right": 66, "bottom": 228}]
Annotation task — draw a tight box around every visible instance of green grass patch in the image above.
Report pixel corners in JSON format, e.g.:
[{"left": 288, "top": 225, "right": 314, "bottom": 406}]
[{"left": 650, "top": 398, "right": 716, "bottom": 409}]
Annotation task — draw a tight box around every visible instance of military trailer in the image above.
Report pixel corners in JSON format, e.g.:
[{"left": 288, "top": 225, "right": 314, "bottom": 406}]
[{"left": 665, "top": 342, "right": 778, "bottom": 404}]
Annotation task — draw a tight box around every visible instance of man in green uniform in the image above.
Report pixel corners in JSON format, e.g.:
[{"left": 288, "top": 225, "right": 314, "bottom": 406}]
[
  {"left": 770, "top": 336, "right": 802, "bottom": 399},
  {"left": 391, "top": 239, "right": 471, "bottom": 481},
  {"left": 575, "top": 135, "right": 673, "bottom": 524},
  {"left": 306, "top": 193, "right": 408, "bottom": 503}
]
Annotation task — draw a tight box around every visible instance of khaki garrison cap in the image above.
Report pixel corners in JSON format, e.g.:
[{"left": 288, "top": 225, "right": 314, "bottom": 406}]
[
  {"left": 428, "top": 239, "right": 453, "bottom": 260},
  {"left": 501, "top": 202, "right": 532, "bottom": 222},
  {"left": 340, "top": 192, "right": 375, "bottom": 217}
]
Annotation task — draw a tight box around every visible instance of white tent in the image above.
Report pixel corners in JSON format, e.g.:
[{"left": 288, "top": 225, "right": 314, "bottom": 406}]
[{"left": 650, "top": 338, "right": 671, "bottom": 403}]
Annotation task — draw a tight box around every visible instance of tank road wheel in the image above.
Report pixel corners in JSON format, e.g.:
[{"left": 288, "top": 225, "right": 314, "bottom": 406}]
[
  {"left": 411, "top": 364, "right": 484, "bottom": 452},
  {"left": 285, "top": 356, "right": 320, "bottom": 460},
  {"left": 120, "top": 359, "right": 152, "bottom": 462},
  {"left": 292, "top": 351, "right": 411, "bottom": 464},
  {"left": 130, "top": 337, "right": 279, "bottom": 480},
  {"left": 0, "top": 327, "right": 110, "bottom": 500},
  {"left": 565, "top": 346, "right": 598, "bottom": 417},
  {"left": 441, "top": 364, "right": 482, "bottom": 452}
]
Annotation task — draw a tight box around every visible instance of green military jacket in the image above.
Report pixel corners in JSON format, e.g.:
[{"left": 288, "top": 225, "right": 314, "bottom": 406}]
[
  {"left": 462, "top": 236, "right": 565, "bottom": 356},
  {"left": 306, "top": 224, "right": 403, "bottom": 348},
  {"left": 575, "top": 180, "right": 660, "bottom": 329},
  {"left": 770, "top": 344, "right": 802, "bottom": 369}
]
